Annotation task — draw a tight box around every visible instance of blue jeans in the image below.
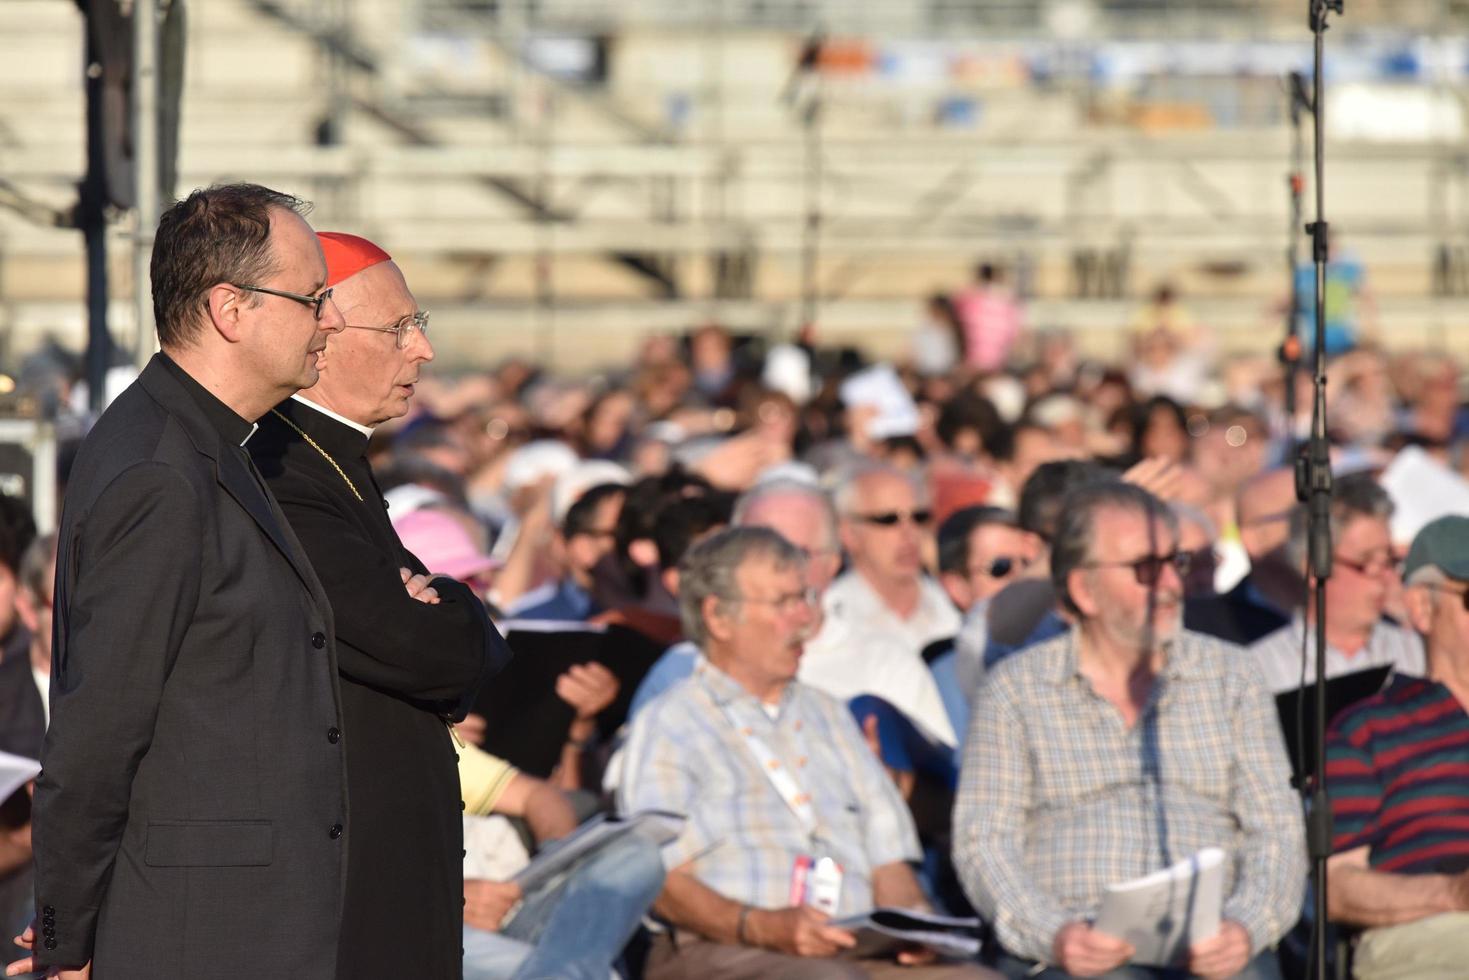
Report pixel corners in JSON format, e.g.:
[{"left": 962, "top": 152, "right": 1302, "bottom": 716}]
[
  {"left": 462, "top": 831, "right": 666, "bottom": 980},
  {"left": 989, "top": 949, "right": 1283, "bottom": 980}
]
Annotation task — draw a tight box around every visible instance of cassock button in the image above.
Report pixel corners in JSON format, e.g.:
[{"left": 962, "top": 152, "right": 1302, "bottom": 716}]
[
  {"left": 383, "top": 499, "right": 390, "bottom": 509},
  {"left": 44, "top": 937, "right": 57, "bottom": 950},
  {"left": 327, "top": 727, "right": 342, "bottom": 744},
  {"left": 311, "top": 632, "right": 326, "bottom": 649},
  {"left": 42, "top": 906, "right": 54, "bottom": 916},
  {"left": 329, "top": 823, "right": 343, "bottom": 840}
]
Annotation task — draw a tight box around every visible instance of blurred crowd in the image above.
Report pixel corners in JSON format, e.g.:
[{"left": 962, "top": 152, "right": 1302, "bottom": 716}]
[{"left": 3, "top": 253, "right": 1469, "bottom": 979}]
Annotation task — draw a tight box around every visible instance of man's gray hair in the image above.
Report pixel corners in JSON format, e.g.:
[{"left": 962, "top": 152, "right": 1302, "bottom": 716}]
[
  {"left": 678, "top": 526, "right": 805, "bottom": 649},
  {"left": 1051, "top": 481, "right": 1177, "bottom": 617},
  {"left": 733, "top": 478, "right": 839, "bottom": 551},
  {"left": 1285, "top": 472, "right": 1394, "bottom": 573},
  {"left": 830, "top": 461, "right": 926, "bottom": 517}
]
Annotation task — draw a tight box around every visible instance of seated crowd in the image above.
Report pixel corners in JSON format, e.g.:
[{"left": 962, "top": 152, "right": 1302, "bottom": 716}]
[{"left": 3, "top": 324, "right": 1469, "bottom": 979}]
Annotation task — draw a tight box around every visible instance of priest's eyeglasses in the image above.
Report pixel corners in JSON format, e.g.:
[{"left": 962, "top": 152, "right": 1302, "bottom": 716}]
[
  {"left": 344, "top": 311, "right": 431, "bottom": 349},
  {"left": 238, "top": 284, "right": 335, "bottom": 320}
]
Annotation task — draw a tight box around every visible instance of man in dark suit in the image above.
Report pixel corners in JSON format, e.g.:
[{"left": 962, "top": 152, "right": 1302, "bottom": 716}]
[
  {"left": 249, "top": 232, "right": 509, "bottom": 979},
  {"left": 12, "top": 184, "right": 351, "bottom": 979}
]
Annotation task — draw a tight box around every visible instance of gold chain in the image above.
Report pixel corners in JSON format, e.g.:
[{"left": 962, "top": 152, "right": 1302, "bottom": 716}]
[{"left": 269, "top": 408, "right": 364, "bottom": 501}]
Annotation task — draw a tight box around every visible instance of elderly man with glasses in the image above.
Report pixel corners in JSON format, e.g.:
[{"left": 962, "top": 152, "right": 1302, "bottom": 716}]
[
  {"left": 825, "top": 464, "right": 960, "bottom": 661},
  {"left": 249, "top": 232, "right": 509, "bottom": 980},
  {"left": 621, "top": 526, "right": 997, "bottom": 980},
  {"left": 1321, "top": 515, "right": 1469, "bottom": 979},
  {"left": 954, "top": 481, "right": 1305, "bottom": 980},
  {"left": 1248, "top": 473, "right": 1424, "bottom": 694}
]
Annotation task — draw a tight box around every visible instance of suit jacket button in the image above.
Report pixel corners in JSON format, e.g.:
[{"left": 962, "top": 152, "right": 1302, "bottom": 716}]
[
  {"left": 329, "top": 823, "right": 343, "bottom": 839},
  {"left": 44, "top": 937, "right": 57, "bottom": 950},
  {"left": 311, "top": 632, "right": 326, "bottom": 649},
  {"left": 327, "top": 727, "right": 341, "bottom": 744}
]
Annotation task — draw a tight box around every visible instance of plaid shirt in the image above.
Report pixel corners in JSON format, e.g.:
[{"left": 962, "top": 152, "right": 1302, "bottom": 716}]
[
  {"left": 954, "top": 628, "right": 1306, "bottom": 964},
  {"left": 1248, "top": 616, "right": 1424, "bottom": 694},
  {"left": 618, "top": 658, "right": 920, "bottom": 917}
]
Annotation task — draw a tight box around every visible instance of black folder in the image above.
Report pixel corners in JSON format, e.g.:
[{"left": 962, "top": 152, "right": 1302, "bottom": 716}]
[{"left": 1274, "top": 665, "right": 1393, "bottom": 782}]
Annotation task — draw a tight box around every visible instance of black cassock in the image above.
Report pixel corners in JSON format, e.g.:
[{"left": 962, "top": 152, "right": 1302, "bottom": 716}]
[{"left": 252, "top": 397, "right": 509, "bottom": 980}]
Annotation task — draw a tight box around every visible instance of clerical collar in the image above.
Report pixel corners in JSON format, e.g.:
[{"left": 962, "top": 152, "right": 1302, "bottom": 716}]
[
  {"left": 157, "top": 352, "right": 258, "bottom": 447},
  {"left": 291, "top": 394, "right": 376, "bottom": 438}
]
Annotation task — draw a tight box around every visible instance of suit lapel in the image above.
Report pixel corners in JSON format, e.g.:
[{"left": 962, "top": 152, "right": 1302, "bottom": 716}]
[{"left": 216, "top": 448, "right": 332, "bottom": 618}]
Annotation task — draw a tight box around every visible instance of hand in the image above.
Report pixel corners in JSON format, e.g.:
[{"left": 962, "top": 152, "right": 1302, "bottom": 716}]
[
  {"left": 1187, "top": 920, "right": 1251, "bottom": 980},
  {"left": 895, "top": 945, "right": 938, "bottom": 966},
  {"left": 454, "top": 712, "right": 487, "bottom": 747},
  {"left": 1051, "top": 921, "right": 1134, "bottom": 977},
  {"left": 555, "top": 662, "right": 619, "bottom": 721},
  {"left": 400, "top": 568, "right": 441, "bottom": 604},
  {"left": 746, "top": 905, "right": 857, "bottom": 958},
  {"left": 1122, "top": 457, "right": 1185, "bottom": 501},
  {"left": 692, "top": 432, "right": 790, "bottom": 491},
  {"left": 463, "top": 879, "right": 523, "bottom": 933},
  {"left": 5, "top": 923, "right": 91, "bottom": 978},
  {"left": 861, "top": 715, "right": 915, "bottom": 801}
]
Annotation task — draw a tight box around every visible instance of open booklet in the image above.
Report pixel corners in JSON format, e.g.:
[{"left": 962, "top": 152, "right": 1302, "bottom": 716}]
[
  {"left": 512, "top": 809, "right": 685, "bottom": 892},
  {"left": 1093, "top": 847, "right": 1225, "bottom": 967},
  {"left": 829, "top": 908, "right": 982, "bottom": 960},
  {"left": 0, "top": 750, "right": 40, "bottom": 803}
]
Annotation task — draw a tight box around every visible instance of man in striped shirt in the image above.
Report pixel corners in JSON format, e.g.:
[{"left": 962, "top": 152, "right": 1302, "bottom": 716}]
[{"left": 1324, "top": 515, "right": 1469, "bottom": 979}]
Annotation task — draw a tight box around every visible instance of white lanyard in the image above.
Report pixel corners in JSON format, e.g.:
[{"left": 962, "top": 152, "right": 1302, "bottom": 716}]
[{"left": 714, "top": 696, "right": 820, "bottom": 838}]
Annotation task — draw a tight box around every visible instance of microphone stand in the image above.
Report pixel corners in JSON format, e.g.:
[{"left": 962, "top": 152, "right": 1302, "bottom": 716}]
[
  {"left": 1281, "top": 71, "right": 1310, "bottom": 461},
  {"left": 1295, "top": 3, "right": 1342, "bottom": 978}
]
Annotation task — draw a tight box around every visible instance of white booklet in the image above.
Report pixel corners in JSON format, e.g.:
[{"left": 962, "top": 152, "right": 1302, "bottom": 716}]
[
  {"left": 830, "top": 908, "right": 982, "bottom": 960},
  {"left": 1093, "top": 847, "right": 1225, "bottom": 967},
  {"left": 0, "top": 749, "right": 41, "bottom": 803},
  {"left": 512, "top": 808, "right": 684, "bottom": 892}
]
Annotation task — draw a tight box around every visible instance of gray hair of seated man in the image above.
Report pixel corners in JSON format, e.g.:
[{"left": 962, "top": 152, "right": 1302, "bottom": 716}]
[
  {"left": 1051, "top": 481, "right": 1177, "bottom": 618},
  {"left": 1285, "top": 472, "right": 1393, "bottom": 575},
  {"left": 733, "top": 478, "right": 840, "bottom": 553},
  {"left": 678, "top": 525, "right": 806, "bottom": 650}
]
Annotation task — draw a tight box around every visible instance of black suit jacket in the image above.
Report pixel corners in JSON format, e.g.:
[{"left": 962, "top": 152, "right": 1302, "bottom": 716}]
[
  {"left": 32, "top": 356, "right": 347, "bottom": 978},
  {"left": 251, "top": 397, "right": 507, "bottom": 980}
]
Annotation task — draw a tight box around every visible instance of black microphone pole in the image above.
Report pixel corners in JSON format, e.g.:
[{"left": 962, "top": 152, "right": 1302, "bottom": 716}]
[
  {"left": 1297, "top": 3, "right": 1342, "bottom": 979},
  {"left": 1282, "top": 71, "right": 1310, "bottom": 461}
]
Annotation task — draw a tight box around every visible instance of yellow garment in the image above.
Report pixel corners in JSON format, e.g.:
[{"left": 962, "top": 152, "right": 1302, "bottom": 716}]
[{"left": 458, "top": 742, "right": 519, "bottom": 816}]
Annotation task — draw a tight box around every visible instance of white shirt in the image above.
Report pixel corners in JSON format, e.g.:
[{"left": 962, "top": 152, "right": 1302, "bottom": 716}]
[
  {"left": 798, "top": 613, "right": 958, "bottom": 747},
  {"left": 1248, "top": 616, "right": 1426, "bottom": 694},
  {"left": 33, "top": 666, "right": 50, "bottom": 729},
  {"left": 822, "top": 571, "right": 962, "bottom": 660}
]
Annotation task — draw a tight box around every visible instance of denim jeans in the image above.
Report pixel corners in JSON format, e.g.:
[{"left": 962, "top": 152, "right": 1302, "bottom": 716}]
[
  {"left": 462, "top": 830, "right": 665, "bottom": 980},
  {"left": 989, "top": 948, "right": 1284, "bottom": 980}
]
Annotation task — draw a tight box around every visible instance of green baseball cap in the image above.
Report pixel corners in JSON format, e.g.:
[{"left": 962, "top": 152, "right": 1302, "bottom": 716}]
[{"left": 1402, "top": 515, "right": 1469, "bottom": 583}]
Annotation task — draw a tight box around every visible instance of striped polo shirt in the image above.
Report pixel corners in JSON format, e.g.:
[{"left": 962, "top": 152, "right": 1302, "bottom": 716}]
[{"left": 1325, "top": 674, "right": 1469, "bottom": 873}]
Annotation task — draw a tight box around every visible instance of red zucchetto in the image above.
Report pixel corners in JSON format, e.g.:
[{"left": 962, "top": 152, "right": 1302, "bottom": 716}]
[{"left": 317, "top": 232, "right": 392, "bottom": 287}]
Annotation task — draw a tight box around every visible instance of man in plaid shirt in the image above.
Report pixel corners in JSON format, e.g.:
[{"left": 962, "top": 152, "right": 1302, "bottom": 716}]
[
  {"left": 621, "top": 526, "right": 996, "bottom": 979},
  {"left": 954, "top": 482, "right": 1305, "bottom": 979}
]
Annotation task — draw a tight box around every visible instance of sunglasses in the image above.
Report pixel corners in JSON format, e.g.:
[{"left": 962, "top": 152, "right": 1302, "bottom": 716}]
[
  {"left": 853, "top": 509, "right": 932, "bottom": 528},
  {"left": 970, "top": 556, "right": 1024, "bottom": 579},
  {"left": 238, "top": 283, "right": 335, "bottom": 320},
  {"left": 1083, "top": 550, "right": 1192, "bottom": 587},
  {"left": 1335, "top": 553, "right": 1400, "bottom": 577}
]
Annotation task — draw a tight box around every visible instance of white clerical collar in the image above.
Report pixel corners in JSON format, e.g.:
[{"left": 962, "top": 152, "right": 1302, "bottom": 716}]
[{"left": 291, "top": 393, "right": 376, "bottom": 438}]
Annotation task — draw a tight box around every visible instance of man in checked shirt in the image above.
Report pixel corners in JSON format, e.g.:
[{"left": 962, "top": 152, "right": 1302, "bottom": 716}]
[
  {"left": 621, "top": 526, "right": 997, "bottom": 979},
  {"left": 954, "top": 481, "right": 1305, "bottom": 979}
]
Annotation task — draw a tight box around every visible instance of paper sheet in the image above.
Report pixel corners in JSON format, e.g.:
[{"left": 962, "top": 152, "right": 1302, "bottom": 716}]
[
  {"left": 1380, "top": 446, "right": 1469, "bottom": 545},
  {"left": 511, "top": 808, "right": 684, "bottom": 892},
  {"left": 0, "top": 750, "right": 40, "bottom": 803},
  {"left": 839, "top": 365, "right": 921, "bottom": 439},
  {"left": 830, "top": 907, "right": 982, "bottom": 960},
  {"left": 1093, "top": 847, "right": 1225, "bottom": 967}
]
